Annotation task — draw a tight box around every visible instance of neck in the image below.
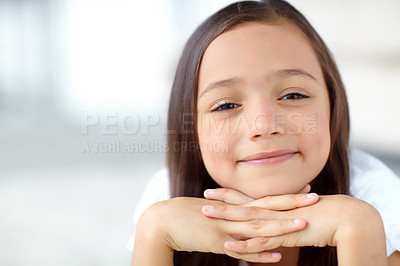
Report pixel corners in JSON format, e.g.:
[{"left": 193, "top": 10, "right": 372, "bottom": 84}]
[{"left": 247, "top": 247, "right": 300, "bottom": 266}]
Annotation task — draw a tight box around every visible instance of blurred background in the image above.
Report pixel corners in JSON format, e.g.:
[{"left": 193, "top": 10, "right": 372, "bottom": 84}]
[{"left": 0, "top": 0, "right": 399, "bottom": 265}]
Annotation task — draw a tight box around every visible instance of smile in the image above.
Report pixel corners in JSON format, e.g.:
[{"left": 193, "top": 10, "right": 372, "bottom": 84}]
[{"left": 238, "top": 150, "right": 299, "bottom": 166}]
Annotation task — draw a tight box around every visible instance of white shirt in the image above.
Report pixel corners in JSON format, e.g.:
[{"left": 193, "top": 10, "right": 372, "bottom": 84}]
[{"left": 128, "top": 148, "right": 400, "bottom": 256}]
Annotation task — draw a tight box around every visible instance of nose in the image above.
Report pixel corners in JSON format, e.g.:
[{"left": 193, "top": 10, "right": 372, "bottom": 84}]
[{"left": 246, "top": 101, "right": 285, "bottom": 139}]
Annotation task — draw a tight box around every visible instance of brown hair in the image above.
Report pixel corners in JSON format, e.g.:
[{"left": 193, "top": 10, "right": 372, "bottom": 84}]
[{"left": 167, "top": 1, "right": 350, "bottom": 265}]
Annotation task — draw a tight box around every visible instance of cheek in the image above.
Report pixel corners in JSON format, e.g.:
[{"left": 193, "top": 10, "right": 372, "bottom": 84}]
[
  {"left": 197, "top": 117, "right": 237, "bottom": 187},
  {"left": 299, "top": 110, "right": 331, "bottom": 179}
]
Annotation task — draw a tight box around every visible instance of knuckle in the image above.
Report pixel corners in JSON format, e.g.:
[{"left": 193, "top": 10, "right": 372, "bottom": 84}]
[
  {"left": 220, "top": 188, "right": 229, "bottom": 196},
  {"left": 245, "top": 206, "right": 260, "bottom": 216},
  {"left": 249, "top": 219, "right": 263, "bottom": 230},
  {"left": 219, "top": 205, "right": 228, "bottom": 215},
  {"left": 258, "top": 237, "right": 271, "bottom": 246},
  {"left": 256, "top": 252, "right": 263, "bottom": 259}
]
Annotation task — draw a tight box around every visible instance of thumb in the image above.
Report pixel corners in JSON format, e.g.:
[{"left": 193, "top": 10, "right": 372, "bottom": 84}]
[
  {"left": 203, "top": 188, "right": 254, "bottom": 205},
  {"left": 297, "top": 184, "right": 311, "bottom": 194}
]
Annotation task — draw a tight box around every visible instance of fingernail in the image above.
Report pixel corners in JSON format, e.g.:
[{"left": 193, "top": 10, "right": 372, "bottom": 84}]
[
  {"left": 202, "top": 205, "right": 213, "bottom": 212},
  {"left": 227, "top": 241, "right": 236, "bottom": 247},
  {"left": 271, "top": 252, "right": 280, "bottom": 258},
  {"left": 203, "top": 189, "right": 213, "bottom": 196},
  {"left": 306, "top": 193, "right": 317, "bottom": 199},
  {"left": 293, "top": 218, "right": 302, "bottom": 224}
]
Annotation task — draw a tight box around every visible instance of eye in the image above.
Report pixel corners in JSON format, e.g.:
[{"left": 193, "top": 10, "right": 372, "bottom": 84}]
[
  {"left": 280, "top": 92, "right": 310, "bottom": 100},
  {"left": 211, "top": 101, "right": 240, "bottom": 112}
]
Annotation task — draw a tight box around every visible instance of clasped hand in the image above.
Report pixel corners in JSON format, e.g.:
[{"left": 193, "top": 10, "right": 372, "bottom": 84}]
[
  {"left": 135, "top": 186, "right": 385, "bottom": 264},
  {"left": 200, "top": 186, "right": 326, "bottom": 263}
]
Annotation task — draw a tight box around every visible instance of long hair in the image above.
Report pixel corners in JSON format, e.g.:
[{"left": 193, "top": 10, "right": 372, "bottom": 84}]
[{"left": 167, "top": 1, "right": 350, "bottom": 265}]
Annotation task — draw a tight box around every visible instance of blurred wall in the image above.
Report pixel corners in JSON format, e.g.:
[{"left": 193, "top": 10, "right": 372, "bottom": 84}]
[{"left": 0, "top": 0, "right": 399, "bottom": 265}]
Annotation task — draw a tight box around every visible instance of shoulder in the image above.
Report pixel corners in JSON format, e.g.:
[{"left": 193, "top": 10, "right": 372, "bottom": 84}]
[
  {"left": 133, "top": 168, "right": 170, "bottom": 223},
  {"left": 349, "top": 148, "right": 400, "bottom": 196},
  {"left": 143, "top": 167, "right": 170, "bottom": 199},
  {"left": 350, "top": 148, "right": 394, "bottom": 172},
  {"left": 128, "top": 168, "right": 170, "bottom": 251},
  {"left": 349, "top": 148, "right": 400, "bottom": 256}
]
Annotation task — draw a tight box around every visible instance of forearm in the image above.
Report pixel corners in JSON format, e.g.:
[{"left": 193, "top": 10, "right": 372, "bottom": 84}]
[{"left": 335, "top": 201, "right": 388, "bottom": 266}]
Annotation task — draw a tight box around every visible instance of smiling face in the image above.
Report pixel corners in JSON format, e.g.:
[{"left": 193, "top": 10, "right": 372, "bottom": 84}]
[{"left": 197, "top": 22, "right": 331, "bottom": 198}]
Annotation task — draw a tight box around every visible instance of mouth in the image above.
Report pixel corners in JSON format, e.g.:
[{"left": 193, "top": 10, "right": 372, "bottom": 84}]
[{"left": 238, "top": 149, "right": 299, "bottom": 166}]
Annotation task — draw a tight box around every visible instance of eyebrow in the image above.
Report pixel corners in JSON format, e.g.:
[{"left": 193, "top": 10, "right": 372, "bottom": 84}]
[
  {"left": 199, "top": 77, "right": 240, "bottom": 98},
  {"left": 275, "top": 68, "right": 317, "bottom": 81},
  {"left": 199, "top": 68, "right": 316, "bottom": 98}
]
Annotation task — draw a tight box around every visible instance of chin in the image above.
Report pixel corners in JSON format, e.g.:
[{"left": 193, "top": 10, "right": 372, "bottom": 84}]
[
  {"left": 245, "top": 185, "right": 301, "bottom": 199},
  {"left": 249, "top": 190, "right": 286, "bottom": 199}
]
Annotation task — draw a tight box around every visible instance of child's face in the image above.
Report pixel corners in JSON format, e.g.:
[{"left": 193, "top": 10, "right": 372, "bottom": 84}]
[{"left": 197, "top": 22, "right": 331, "bottom": 198}]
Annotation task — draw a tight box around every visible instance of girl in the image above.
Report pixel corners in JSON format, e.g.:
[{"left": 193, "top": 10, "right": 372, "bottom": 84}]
[{"left": 132, "top": 1, "right": 400, "bottom": 265}]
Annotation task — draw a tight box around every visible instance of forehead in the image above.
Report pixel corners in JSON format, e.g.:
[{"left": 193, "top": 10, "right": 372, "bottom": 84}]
[{"left": 198, "top": 21, "right": 325, "bottom": 89}]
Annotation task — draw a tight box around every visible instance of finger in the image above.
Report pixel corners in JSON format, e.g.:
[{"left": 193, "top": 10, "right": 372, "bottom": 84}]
[
  {"left": 297, "top": 184, "right": 311, "bottom": 194},
  {"left": 225, "top": 237, "right": 284, "bottom": 254},
  {"left": 225, "top": 249, "right": 281, "bottom": 263},
  {"left": 224, "top": 218, "right": 307, "bottom": 239},
  {"left": 202, "top": 205, "right": 271, "bottom": 221},
  {"left": 204, "top": 188, "right": 254, "bottom": 205},
  {"left": 244, "top": 193, "right": 319, "bottom": 210},
  {"left": 202, "top": 205, "right": 307, "bottom": 234}
]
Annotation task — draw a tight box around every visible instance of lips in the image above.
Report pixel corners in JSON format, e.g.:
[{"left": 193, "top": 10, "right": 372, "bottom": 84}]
[{"left": 238, "top": 149, "right": 298, "bottom": 166}]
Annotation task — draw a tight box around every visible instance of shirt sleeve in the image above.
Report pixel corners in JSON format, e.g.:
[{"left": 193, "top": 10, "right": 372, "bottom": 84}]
[
  {"left": 350, "top": 148, "right": 400, "bottom": 256},
  {"left": 127, "top": 168, "right": 170, "bottom": 251}
]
